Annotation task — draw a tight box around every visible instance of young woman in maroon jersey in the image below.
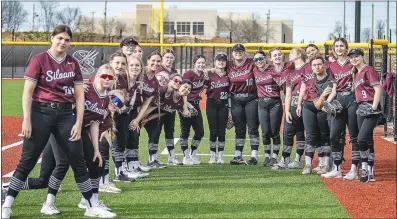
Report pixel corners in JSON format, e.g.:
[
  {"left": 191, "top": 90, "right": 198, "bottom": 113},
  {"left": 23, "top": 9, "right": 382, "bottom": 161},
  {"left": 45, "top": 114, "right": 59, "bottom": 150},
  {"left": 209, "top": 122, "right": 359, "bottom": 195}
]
[
  {"left": 284, "top": 48, "right": 310, "bottom": 171},
  {"left": 251, "top": 50, "right": 283, "bottom": 167},
  {"left": 297, "top": 56, "right": 334, "bottom": 175},
  {"left": 227, "top": 44, "right": 260, "bottom": 165},
  {"left": 157, "top": 49, "right": 178, "bottom": 74},
  {"left": 178, "top": 55, "right": 206, "bottom": 165},
  {"left": 41, "top": 64, "right": 121, "bottom": 218},
  {"left": 128, "top": 51, "right": 165, "bottom": 169},
  {"left": 350, "top": 48, "right": 382, "bottom": 182},
  {"left": 1, "top": 25, "right": 112, "bottom": 219},
  {"left": 133, "top": 44, "right": 143, "bottom": 59},
  {"left": 321, "top": 38, "right": 360, "bottom": 180},
  {"left": 204, "top": 53, "right": 229, "bottom": 164}
]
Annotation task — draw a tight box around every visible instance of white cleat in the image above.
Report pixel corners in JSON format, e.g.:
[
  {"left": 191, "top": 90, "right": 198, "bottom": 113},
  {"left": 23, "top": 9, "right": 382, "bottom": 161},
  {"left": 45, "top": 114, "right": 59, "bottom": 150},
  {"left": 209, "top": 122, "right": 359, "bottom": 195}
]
[
  {"left": 287, "top": 161, "right": 302, "bottom": 169},
  {"left": 168, "top": 157, "right": 182, "bottom": 165},
  {"left": 182, "top": 157, "right": 194, "bottom": 165},
  {"left": 312, "top": 165, "right": 323, "bottom": 174},
  {"left": 1, "top": 206, "right": 11, "bottom": 219},
  {"left": 190, "top": 155, "right": 201, "bottom": 165},
  {"left": 138, "top": 162, "right": 151, "bottom": 172},
  {"left": 271, "top": 161, "right": 287, "bottom": 170},
  {"left": 84, "top": 206, "right": 116, "bottom": 218},
  {"left": 343, "top": 170, "right": 358, "bottom": 181},
  {"left": 302, "top": 165, "right": 312, "bottom": 175},
  {"left": 40, "top": 202, "right": 61, "bottom": 215},
  {"left": 126, "top": 170, "right": 149, "bottom": 180},
  {"left": 99, "top": 182, "right": 121, "bottom": 194},
  {"left": 217, "top": 157, "right": 224, "bottom": 164},
  {"left": 321, "top": 169, "right": 342, "bottom": 178},
  {"left": 208, "top": 156, "right": 217, "bottom": 164},
  {"left": 78, "top": 199, "right": 112, "bottom": 212}
]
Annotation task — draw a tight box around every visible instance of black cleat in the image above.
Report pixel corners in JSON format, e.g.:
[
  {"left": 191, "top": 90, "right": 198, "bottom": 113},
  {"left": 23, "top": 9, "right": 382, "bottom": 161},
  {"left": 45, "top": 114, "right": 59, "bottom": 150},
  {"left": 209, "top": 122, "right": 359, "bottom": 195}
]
[
  {"left": 267, "top": 158, "right": 278, "bottom": 167},
  {"left": 246, "top": 157, "right": 258, "bottom": 165},
  {"left": 262, "top": 157, "right": 270, "bottom": 167},
  {"left": 360, "top": 169, "right": 369, "bottom": 183},
  {"left": 230, "top": 157, "right": 248, "bottom": 165},
  {"left": 113, "top": 173, "right": 135, "bottom": 182}
]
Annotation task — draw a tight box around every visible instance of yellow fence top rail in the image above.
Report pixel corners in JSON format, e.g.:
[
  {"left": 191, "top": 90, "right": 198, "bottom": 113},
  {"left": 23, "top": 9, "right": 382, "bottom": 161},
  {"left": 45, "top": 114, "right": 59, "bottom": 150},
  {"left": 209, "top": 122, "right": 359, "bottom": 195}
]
[{"left": 1, "top": 41, "right": 393, "bottom": 49}]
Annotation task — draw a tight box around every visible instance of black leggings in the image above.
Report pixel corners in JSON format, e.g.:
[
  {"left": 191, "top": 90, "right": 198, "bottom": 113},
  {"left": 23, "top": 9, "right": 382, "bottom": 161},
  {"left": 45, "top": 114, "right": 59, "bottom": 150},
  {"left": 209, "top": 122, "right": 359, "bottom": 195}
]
[
  {"left": 357, "top": 104, "right": 378, "bottom": 167},
  {"left": 206, "top": 98, "right": 229, "bottom": 153},
  {"left": 112, "top": 112, "right": 129, "bottom": 173},
  {"left": 49, "top": 127, "right": 102, "bottom": 198},
  {"left": 302, "top": 101, "right": 331, "bottom": 159},
  {"left": 7, "top": 104, "right": 92, "bottom": 203},
  {"left": 179, "top": 101, "right": 204, "bottom": 155},
  {"left": 282, "top": 105, "right": 306, "bottom": 161},
  {"left": 330, "top": 94, "right": 359, "bottom": 166},
  {"left": 258, "top": 97, "right": 283, "bottom": 156},
  {"left": 155, "top": 111, "right": 176, "bottom": 157},
  {"left": 230, "top": 93, "right": 259, "bottom": 155},
  {"left": 99, "top": 137, "right": 110, "bottom": 183}
]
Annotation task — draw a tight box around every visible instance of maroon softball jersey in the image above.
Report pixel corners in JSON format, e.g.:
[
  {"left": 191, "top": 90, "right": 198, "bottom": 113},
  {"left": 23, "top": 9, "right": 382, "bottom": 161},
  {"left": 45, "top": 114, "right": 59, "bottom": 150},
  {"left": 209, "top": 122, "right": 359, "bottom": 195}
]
[
  {"left": 134, "top": 74, "right": 159, "bottom": 106},
  {"left": 156, "top": 65, "right": 178, "bottom": 75},
  {"left": 183, "top": 70, "right": 205, "bottom": 101},
  {"left": 253, "top": 66, "right": 281, "bottom": 98},
  {"left": 204, "top": 70, "right": 229, "bottom": 100},
  {"left": 227, "top": 58, "right": 256, "bottom": 94},
  {"left": 286, "top": 63, "right": 311, "bottom": 96},
  {"left": 83, "top": 83, "right": 110, "bottom": 127},
  {"left": 302, "top": 73, "right": 320, "bottom": 101},
  {"left": 159, "top": 92, "right": 185, "bottom": 113},
  {"left": 24, "top": 51, "right": 84, "bottom": 103},
  {"left": 99, "top": 115, "right": 113, "bottom": 134},
  {"left": 329, "top": 60, "right": 354, "bottom": 92},
  {"left": 353, "top": 65, "right": 381, "bottom": 103},
  {"left": 272, "top": 63, "right": 292, "bottom": 91}
]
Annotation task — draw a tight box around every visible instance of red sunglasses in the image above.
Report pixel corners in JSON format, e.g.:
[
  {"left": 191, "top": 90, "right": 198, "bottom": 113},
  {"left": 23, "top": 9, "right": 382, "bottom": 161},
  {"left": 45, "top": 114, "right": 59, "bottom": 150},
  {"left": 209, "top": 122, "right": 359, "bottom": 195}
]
[
  {"left": 99, "top": 74, "right": 115, "bottom": 80},
  {"left": 173, "top": 78, "right": 181, "bottom": 85}
]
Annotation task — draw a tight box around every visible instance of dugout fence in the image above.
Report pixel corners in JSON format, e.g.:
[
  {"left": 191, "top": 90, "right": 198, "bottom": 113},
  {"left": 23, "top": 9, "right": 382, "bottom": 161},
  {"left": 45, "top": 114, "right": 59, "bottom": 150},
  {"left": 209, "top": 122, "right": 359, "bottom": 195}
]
[{"left": 1, "top": 40, "right": 396, "bottom": 141}]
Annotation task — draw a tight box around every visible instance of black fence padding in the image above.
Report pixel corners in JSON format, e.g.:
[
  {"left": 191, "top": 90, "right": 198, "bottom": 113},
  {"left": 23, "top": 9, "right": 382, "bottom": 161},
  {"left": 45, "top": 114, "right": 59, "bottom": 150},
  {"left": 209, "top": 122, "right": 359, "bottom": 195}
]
[{"left": 1, "top": 45, "right": 161, "bottom": 79}]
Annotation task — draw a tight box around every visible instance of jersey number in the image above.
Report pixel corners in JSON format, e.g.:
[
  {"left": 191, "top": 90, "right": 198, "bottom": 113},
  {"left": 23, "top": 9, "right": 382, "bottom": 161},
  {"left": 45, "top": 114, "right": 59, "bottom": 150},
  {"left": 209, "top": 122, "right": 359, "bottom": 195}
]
[
  {"left": 246, "top": 78, "right": 254, "bottom": 86},
  {"left": 63, "top": 86, "right": 73, "bottom": 95},
  {"left": 220, "top": 92, "right": 228, "bottom": 99},
  {"left": 265, "top": 86, "right": 273, "bottom": 92},
  {"left": 347, "top": 82, "right": 352, "bottom": 89},
  {"left": 361, "top": 91, "right": 367, "bottom": 98}
]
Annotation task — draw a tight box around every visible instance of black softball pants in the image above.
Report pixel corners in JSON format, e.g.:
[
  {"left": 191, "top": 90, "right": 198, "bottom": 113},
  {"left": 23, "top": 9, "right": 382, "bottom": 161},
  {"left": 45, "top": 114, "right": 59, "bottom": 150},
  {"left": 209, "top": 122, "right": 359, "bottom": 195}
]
[
  {"left": 99, "top": 137, "right": 110, "bottom": 183},
  {"left": 230, "top": 93, "right": 259, "bottom": 157},
  {"left": 258, "top": 97, "right": 283, "bottom": 156},
  {"left": 112, "top": 112, "right": 129, "bottom": 174},
  {"left": 179, "top": 101, "right": 204, "bottom": 156},
  {"left": 302, "top": 101, "right": 331, "bottom": 160},
  {"left": 163, "top": 111, "right": 176, "bottom": 155},
  {"left": 49, "top": 127, "right": 102, "bottom": 198},
  {"left": 357, "top": 104, "right": 378, "bottom": 168},
  {"left": 330, "top": 93, "right": 359, "bottom": 166},
  {"left": 282, "top": 105, "right": 306, "bottom": 161},
  {"left": 7, "top": 103, "right": 92, "bottom": 202},
  {"left": 206, "top": 98, "right": 229, "bottom": 153}
]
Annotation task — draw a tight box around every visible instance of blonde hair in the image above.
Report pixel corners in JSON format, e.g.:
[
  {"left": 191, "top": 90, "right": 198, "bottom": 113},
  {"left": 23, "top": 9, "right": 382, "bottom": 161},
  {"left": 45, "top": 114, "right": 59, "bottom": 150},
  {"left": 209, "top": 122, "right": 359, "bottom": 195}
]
[
  {"left": 95, "top": 64, "right": 116, "bottom": 86},
  {"left": 127, "top": 56, "right": 144, "bottom": 83},
  {"left": 107, "top": 89, "right": 126, "bottom": 144},
  {"left": 292, "top": 48, "right": 308, "bottom": 62}
]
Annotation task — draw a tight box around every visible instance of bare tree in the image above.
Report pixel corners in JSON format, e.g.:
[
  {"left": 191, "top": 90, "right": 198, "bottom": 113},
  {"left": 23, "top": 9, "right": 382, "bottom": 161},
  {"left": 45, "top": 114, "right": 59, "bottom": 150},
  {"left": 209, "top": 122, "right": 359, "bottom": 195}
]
[
  {"left": 40, "top": 1, "right": 58, "bottom": 32},
  {"left": 99, "top": 18, "right": 117, "bottom": 35},
  {"left": 361, "top": 28, "right": 371, "bottom": 42},
  {"left": 216, "top": 12, "right": 242, "bottom": 40},
  {"left": 56, "top": 6, "right": 82, "bottom": 31},
  {"left": 114, "top": 20, "right": 127, "bottom": 36},
  {"left": 375, "top": 20, "right": 385, "bottom": 39},
  {"left": 1, "top": 1, "right": 28, "bottom": 32},
  {"left": 235, "top": 13, "right": 275, "bottom": 43},
  {"left": 77, "top": 16, "right": 94, "bottom": 33},
  {"left": 328, "top": 21, "right": 347, "bottom": 39}
]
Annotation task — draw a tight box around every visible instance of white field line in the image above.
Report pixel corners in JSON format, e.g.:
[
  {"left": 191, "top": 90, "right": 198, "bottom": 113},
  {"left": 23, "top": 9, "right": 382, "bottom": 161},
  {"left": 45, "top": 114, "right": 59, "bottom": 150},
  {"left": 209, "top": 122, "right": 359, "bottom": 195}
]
[{"left": 2, "top": 141, "right": 23, "bottom": 151}]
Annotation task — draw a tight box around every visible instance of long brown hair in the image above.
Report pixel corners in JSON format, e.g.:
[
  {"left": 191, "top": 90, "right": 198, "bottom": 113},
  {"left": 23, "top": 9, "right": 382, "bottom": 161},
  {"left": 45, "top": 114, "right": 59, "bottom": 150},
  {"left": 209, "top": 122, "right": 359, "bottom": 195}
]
[{"left": 109, "top": 51, "right": 129, "bottom": 91}]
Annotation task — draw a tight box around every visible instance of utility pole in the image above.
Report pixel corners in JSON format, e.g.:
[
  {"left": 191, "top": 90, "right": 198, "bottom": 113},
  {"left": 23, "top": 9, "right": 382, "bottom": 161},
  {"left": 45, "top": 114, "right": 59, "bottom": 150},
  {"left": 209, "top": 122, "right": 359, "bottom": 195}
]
[
  {"left": 371, "top": 3, "right": 374, "bottom": 39},
  {"left": 354, "top": 1, "right": 361, "bottom": 42},
  {"left": 32, "top": 4, "right": 38, "bottom": 31},
  {"left": 386, "top": 1, "right": 390, "bottom": 41},
  {"left": 91, "top": 12, "right": 95, "bottom": 33},
  {"left": 104, "top": 0, "right": 107, "bottom": 35},
  {"left": 342, "top": 1, "right": 346, "bottom": 37},
  {"left": 265, "top": 9, "right": 270, "bottom": 43}
]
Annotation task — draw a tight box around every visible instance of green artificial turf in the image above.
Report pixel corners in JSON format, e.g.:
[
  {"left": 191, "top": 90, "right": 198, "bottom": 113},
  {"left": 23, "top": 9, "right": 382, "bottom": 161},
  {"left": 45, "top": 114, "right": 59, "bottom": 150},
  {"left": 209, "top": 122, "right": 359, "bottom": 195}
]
[{"left": 1, "top": 80, "right": 351, "bottom": 218}]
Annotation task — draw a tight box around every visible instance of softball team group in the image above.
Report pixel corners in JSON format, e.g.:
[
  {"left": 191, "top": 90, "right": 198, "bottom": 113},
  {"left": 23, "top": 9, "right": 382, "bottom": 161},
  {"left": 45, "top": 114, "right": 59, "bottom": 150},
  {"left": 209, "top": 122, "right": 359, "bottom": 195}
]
[{"left": 1, "top": 25, "right": 383, "bottom": 219}]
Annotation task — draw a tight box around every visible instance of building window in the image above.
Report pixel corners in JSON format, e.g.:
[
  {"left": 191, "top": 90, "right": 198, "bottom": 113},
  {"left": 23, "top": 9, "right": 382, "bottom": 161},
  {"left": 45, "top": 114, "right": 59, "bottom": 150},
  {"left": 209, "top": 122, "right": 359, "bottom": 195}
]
[
  {"left": 176, "top": 22, "right": 190, "bottom": 35},
  {"left": 193, "top": 22, "right": 204, "bottom": 35},
  {"left": 164, "top": 21, "right": 175, "bottom": 34}
]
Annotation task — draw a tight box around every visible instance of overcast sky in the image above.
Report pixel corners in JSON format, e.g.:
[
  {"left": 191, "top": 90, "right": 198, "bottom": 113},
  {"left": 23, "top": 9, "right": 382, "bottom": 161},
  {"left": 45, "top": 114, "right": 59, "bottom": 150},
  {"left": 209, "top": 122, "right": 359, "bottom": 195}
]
[{"left": 20, "top": 1, "right": 396, "bottom": 43}]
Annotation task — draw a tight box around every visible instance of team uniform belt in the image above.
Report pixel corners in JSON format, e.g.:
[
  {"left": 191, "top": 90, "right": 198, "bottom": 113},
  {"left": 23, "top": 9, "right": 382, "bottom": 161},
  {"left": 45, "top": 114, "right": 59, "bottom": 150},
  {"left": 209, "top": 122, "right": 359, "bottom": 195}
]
[
  {"left": 233, "top": 93, "right": 251, "bottom": 98},
  {"left": 189, "top": 100, "right": 200, "bottom": 105},
  {"left": 33, "top": 101, "right": 73, "bottom": 109},
  {"left": 338, "top": 91, "right": 352, "bottom": 96}
]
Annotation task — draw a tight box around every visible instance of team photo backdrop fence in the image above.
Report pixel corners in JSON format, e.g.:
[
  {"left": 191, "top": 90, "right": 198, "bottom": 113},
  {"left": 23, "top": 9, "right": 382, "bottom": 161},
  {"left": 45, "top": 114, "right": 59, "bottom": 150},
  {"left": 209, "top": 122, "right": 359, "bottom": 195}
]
[{"left": 1, "top": 40, "right": 396, "bottom": 141}]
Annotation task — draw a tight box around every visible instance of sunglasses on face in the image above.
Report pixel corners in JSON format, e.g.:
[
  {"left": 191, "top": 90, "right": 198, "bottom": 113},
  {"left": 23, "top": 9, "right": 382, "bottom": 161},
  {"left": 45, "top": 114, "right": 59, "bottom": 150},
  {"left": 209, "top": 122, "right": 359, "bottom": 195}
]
[
  {"left": 254, "top": 57, "right": 265, "bottom": 62},
  {"left": 173, "top": 78, "right": 182, "bottom": 85},
  {"left": 99, "top": 74, "right": 115, "bottom": 80},
  {"left": 110, "top": 95, "right": 124, "bottom": 108}
]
